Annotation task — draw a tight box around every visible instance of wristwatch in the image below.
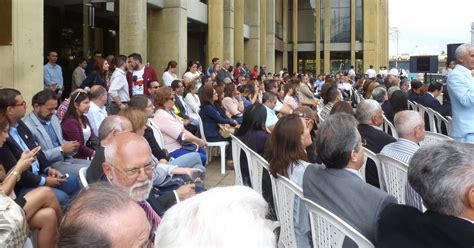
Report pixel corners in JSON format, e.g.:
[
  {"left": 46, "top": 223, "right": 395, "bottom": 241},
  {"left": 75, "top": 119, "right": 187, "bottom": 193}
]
[{"left": 59, "top": 146, "right": 64, "bottom": 154}]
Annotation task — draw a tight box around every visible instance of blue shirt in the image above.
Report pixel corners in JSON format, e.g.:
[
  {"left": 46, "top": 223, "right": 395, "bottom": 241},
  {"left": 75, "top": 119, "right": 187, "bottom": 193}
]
[
  {"left": 264, "top": 105, "right": 278, "bottom": 127},
  {"left": 9, "top": 124, "right": 46, "bottom": 186},
  {"left": 38, "top": 117, "right": 60, "bottom": 147},
  {"left": 44, "top": 63, "right": 64, "bottom": 92}
]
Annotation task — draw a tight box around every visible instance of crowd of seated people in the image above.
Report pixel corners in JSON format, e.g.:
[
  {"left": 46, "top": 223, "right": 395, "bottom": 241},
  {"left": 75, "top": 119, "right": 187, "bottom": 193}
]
[{"left": 3, "top": 50, "right": 473, "bottom": 248}]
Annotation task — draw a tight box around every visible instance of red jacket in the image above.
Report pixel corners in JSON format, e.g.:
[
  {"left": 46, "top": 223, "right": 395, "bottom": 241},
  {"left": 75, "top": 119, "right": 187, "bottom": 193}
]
[{"left": 126, "top": 66, "right": 158, "bottom": 97}]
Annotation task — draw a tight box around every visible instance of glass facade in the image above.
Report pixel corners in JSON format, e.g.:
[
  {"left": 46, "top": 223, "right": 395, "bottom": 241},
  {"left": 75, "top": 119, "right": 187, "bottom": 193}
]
[{"left": 330, "top": 0, "right": 351, "bottom": 43}]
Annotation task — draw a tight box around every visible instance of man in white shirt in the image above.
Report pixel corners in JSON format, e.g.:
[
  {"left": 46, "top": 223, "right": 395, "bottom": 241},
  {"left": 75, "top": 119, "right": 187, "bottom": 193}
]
[
  {"left": 86, "top": 85, "right": 108, "bottom": 136},
  {"left": 389, "top": 67, "right": 400, "bottom": 77},
  {"left": 109, "top": 55, "right": 130, "bottom": 114},
  {"left": 379, "top": 66, "right": 388, "bottom": 78},
  {"left": 348, "top": 65, "right": 356, "bottom": 78},
  {"left": 262, "top": 92, "right": 279, "bottom": 131},
  {"left": 366, "top": 65, "right": 377, "bottom": 78}
]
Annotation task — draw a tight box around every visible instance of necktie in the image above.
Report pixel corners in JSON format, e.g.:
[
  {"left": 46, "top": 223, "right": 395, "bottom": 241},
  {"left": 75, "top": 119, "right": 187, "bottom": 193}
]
[{"left": 137, "top": 201, "right": 161, "bottom": 230}]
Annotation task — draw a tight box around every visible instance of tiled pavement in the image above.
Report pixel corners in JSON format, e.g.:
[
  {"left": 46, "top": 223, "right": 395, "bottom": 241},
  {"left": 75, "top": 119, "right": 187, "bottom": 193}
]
[{"left": 203, "top": 157, "right": 236, "bottom": 189}]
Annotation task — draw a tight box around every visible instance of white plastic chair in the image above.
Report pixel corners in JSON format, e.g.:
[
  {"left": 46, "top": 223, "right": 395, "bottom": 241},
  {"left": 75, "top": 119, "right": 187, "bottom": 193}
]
[
  {"left": 230, "top": 134, "right": 253, "bottom": 186},
  {"left": 407, "top": 100, "right": 416, "bottom": 111},
  {"left": 272, "top": 174, "right": 304, "bottom": 248},
  {"left": 433, "top": 111, "right": 451, "bottom": 136},
  {"left": 247, "top": 149, "right": 270, "bottom": 196},
  {"left": 419, "top": 131, "right": 454, "bottom": 147},
  {"left": 362, "top": 147, "right": 385, "bottom": 191},
  {"left": 303, "top": 198, "right": 374, "bottom": 248},
  {"left": 424, "top": 107, "right": 438, "bottom": 133},
  {"left": 382, "top": 116, "right": 398, "bottom": 139},
  {"left": 79, "top": 167, "right": 89, "bottom": 188},
  {"left": 376, "top": 154, "right": 409, "bottom": 204},
  {"left": 198, "top": 117, "right": 229, "bottom": 175},
  {"left": 147, "top": 119, "right": 165, "bottom": 148}
]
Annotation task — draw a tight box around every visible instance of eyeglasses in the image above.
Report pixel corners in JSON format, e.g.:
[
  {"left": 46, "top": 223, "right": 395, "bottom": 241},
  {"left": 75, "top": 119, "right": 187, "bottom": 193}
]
[
  {"left": 12, "top": 100, "right": 26, "bottom": 108},
  {"left": 106, "top": 162, "right": 156, "bottom": 179}
]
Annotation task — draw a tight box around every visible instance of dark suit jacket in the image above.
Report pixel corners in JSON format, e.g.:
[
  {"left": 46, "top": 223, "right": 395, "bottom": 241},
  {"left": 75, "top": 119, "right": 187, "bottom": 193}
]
[
  {"left": 408, "top": 91, "right": 421, "bottom": 103},
  {"left": 174, "top": 94, "right": 190, "bottom": 120},
  {"left": 0, "top": 121, "right": 50, "bottom": 191},
  {"left": 378, "top": 205, "right": 474, "bottom": 248},
  {"left": 358, "top": 124, "right": 396, "bottom": 188},
  {"left": 303, "top": 164, "right": 397, "bottom": 244},
  {"left": 84, "top": 146, "right": 177, "bottom": 216},
  {"left": 420, "top": 92, "right": 450, "bottom": 117}
]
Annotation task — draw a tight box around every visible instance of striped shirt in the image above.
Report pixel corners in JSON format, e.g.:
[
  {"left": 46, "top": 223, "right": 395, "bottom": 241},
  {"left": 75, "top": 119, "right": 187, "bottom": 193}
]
[{"left": 380, "top": 138, "right": 423, "bottom": 210}]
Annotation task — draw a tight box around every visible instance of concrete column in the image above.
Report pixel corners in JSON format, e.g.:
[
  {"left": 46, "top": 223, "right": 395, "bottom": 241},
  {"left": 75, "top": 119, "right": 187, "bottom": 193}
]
[
  {"left": 324, "top": 0, "right": 331, "bottom": 74},
  {"left": 9, "top": 0, "right": 44, "bottom": 103},
  {"left": 208, "top": 0, "right": 224, "bottom": 65},
  {"left": 244, "top": 0, "right": 260, "bottom": 68},
  {"left": 282, "top": 0, "right": 288, "bottom": 69},
  {"left": 266, "top": 0, "right": 275, "bottom": 73},
  {"left": 350, "top": 0, "right": 356, "bottom": 70},
  {"left": 259, "top": 0, "right": 267, "bottom": 66},
  {"left": 315, "top": 0, "right": 321, "bottom": 74},
  {"left": 224, "top": 0, "right": 234, "bottom": 63},
  {"left": 380, "top": 0, "right": 389, "bottom": 67},
  {"left": 363, "top": 0, "right": 378, "bottom": 71},
  {"left": 83, "top": 0, "right": 89, "bottom": 57},
  {"left": 148, "top": 0, "right": 187, "bottom": 76},
  {"left": 292, "top": 0, "right": 298, "bottom": 73},
  {"left": 119, "top": 0, "right": 147, "bottom": 61},
  {"left": 234, "top": 0, "right": 244, "bottom": 64}
]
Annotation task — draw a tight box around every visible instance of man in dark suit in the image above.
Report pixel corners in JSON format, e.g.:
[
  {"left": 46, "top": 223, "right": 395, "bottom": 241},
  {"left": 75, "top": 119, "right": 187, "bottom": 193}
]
[
  {"left": 171, "top": 79, "right": 198, "bottom": 135},
  {"left": 407, "top": 79, "right": 423, "bottom": 103},
  {"left": 0, "top": 88, "right": 80, "bottom": 206},
  {"left": 304, "top": 113, "right": 397, "bottom": 245},
  {"left": 420, "top": 82, "right": 451, "bottom": 117},
  {"left": 378, "top": 142, "right": 474, "bottom": 247},
  {"left": 356, "top": 99, "right": 396, "bottom": 188}
]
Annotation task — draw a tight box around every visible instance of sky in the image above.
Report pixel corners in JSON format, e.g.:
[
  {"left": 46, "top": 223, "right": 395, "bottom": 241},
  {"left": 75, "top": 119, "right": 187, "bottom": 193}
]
[{"left": 389, "top": 0, "right": 474, "bottom": 56}]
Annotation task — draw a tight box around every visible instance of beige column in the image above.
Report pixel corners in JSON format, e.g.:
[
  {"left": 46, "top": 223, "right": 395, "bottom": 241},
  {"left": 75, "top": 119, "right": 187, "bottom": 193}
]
[
  {"left": 234, "top": 0, "right": 244, "bottom": 64},
  {"left": 315, "top": 0, "right": 321, "bottom": 74},
  {"left": 208, "top": 0, "right": 224, "bottom": 65},
  {"left": 83, "top": 0, "right": 89, "bottom": 57},
  {"left": 292, "top": 0, "right": 298, "bottom": 73},
  {"left": 148, "top": 0, "right": 187, "bottom": 77},
  {"left": 259, "top": 0, "right": 266, "bottom": 66},
  {"left": 9, "top": 0, "right": 44, "bottom": 103},
  {"left": 94, "top": 28, "right": 104, "bottom": 54},
  {"left": 244, "top": 0, "right": 260, "bottom": 67},
  {"left": 363, "top": 0, "right": 379, "bottom": 71},
  {"left": 282, "top": 0, "right": 288, "bottom": 69},
  {"left": 224, "top": 0, "right": 234, "bottom": 63},
  {"left": 119, "top": 0, "right": 147, "bottom": 61},
  {"left": 324, "top": 0, "right": 331, "bottom": 74},
  {"left": 379, "top": 0, "right": 389, "bottom": 67},
  {"left": 350, "top": 0, "right": 356, "bottom": 70},
  {"left": 266, "top": 0, "right": 276, "bottom": 73}
]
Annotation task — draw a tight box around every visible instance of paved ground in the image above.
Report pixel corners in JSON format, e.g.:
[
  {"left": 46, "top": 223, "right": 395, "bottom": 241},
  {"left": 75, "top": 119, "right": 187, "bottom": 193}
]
[{"left": 203, "top": 157, "right": 235, "bottom": 189}]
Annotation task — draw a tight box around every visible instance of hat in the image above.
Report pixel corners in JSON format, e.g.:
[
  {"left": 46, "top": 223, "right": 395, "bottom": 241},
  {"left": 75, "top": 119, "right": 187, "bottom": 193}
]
[{"left": 294, "top": 106, "right": 318, "bottom": 124}]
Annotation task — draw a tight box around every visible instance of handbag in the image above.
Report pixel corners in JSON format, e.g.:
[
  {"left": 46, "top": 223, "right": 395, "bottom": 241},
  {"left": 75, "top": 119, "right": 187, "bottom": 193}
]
[
  {"left": 219, "top": 124, "right": 236, "bottom": 139},
  {"left": 177, "top": 132, "right": 199, "bottom": 152}
]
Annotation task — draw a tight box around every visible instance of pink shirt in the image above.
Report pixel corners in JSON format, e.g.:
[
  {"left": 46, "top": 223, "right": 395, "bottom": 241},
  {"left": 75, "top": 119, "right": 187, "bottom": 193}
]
[
  {"left": 153, "top": 109, "right": 184, "bottom": 153},
  {"left": 221, "top": 97, "right": 244, "bottom": 118}
]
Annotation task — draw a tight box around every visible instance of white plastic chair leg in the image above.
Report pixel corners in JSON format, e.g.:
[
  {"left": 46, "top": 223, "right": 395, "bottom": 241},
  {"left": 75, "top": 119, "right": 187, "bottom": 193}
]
[{"left": 220, "top": 145, "right": 226, "bottom": 175}]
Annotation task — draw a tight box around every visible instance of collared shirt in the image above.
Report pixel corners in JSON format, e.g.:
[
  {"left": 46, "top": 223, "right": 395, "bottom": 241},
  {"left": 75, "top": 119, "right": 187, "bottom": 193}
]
[
  {"left": 9, "top": 124, "right": 45, "bottom": 186},
  {"left": 380, "top": 138, "right": 423, "bottom": 210},
  {"left": 37, "top": 116, "right": 60, "bottom": 147},
  {"left": 86, "top": 101, "right": 108, "bottom": 136},
  {"left": 44, "top": 63, "right": 64, "bottom": 91},
  {"left": 108, "top": 68, "right": 130, "bottom": 102},
  {"left": 264, "top": 104, "right": 278, "bottom": 127},
  {"left": 458, "top": 216, "right": 474, "bottom": 224},
  {"left": 344, "top": 168, "right": 364, "bottom": 180},
  {"left": 319, "top": 102, "right": 334, "bottom": 120},
  {"left": 369, "top": 124, "right": 383, "bottom": 131}
]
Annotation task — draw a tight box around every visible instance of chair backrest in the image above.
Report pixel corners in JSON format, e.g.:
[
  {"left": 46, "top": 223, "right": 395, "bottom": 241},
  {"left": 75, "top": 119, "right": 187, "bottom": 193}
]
[
  {"left": 362, "top": 147, "right": 385, "bottom": 191},
  {"left": 382, "top": 116, "right": 398, "bottom": 139},
  {"left": 147, "top": 119, "right": 165, "bottom": 148},
  {"left": 248, "top": 149, "right": 270, "bottom": 196},
  {"left": 407, "top": 100, "right": 416, "bottom": 111},
  {"left": 317, "top": 111, "right": 325, "bottom": 124},
  {"left": 272, "top": 174, "right": 304, "bottom": 248},
  {"left": 424, "top": 107, "right": 438, "bottom": 133},
  {"left": 433, "top": 111, "right": 451, "bottom": 136},
  {"left": 419, "top": 131, "right": 454, "bottom": 147},
  {"left": 79, "top": 167, "right": 88, "bottom": 188},
  {"left": 303, "top": 198, "right": 374, "bottom": 248},
  {"left": 376, "top": 154, "right": 409, "bottom": 204},
  {"left": 230, "top": 134, "right": 253, "bottom": 186},
  {"left": 197, "top": 117, "right": 208, "bottom": 142}
]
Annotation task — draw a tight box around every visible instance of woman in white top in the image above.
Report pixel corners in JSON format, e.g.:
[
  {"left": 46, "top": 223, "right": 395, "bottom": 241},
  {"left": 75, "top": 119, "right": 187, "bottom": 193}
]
[
  {"left": 162, "top": 60, "right": 179, "bottom": 87},
  {"left": 266, "top": 114, "right": 313, "bottom": 247},
  {"left": 183, "top": 61, "right": 202, "bottom": 88},
  {"left": 183, "top": 81, "right": 201, "bottom": 121}
]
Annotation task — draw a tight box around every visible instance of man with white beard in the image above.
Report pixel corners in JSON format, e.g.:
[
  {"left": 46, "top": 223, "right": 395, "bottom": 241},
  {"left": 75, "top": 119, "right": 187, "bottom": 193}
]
[{"left": 102, "top": 132, "right": 161, "bottom": 231}]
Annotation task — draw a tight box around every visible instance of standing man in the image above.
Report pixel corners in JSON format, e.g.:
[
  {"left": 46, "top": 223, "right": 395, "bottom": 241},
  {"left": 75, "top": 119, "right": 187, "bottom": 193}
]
[
  {"left": 127, "top": 53, "right": 158, "bottom": 97},
  {"left": 447, "top": 43, "right": 474, "bottom": 143},
  {"left": 217, "top": 59, "right": 232, "bottom": 82},
  {"left": 86, "top": 85, "right": 108, "bottom": 136},
  {"left": 71, "top": 57, "right": 87, "bottom": 91},
  {"left": 366, "top": 65, "right": 377, "bottom": 78},
  {"left": 108, "top": 55, "right": 130, "bottom": 115},
  {"left": 348, "top": 65, "right": 356, "bottom": 78},
  {"left": 44, "top": 49, "right": 64, "bottom": 97}
]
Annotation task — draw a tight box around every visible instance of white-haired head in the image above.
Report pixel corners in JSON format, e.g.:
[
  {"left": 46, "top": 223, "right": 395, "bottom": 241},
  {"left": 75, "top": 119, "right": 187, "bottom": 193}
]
[
  {"left": 394, "top": 110, "right": 425, "bottom": 143},
  {"left": 356, "top": 99, "right": 383, "bottom": 126},
  {"left": 155, "top": 186, "right": 276, "bottom": 247}
]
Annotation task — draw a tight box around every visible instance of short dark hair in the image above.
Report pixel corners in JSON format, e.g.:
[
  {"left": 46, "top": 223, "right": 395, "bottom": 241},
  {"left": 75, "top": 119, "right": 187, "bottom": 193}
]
[
  {"left": 128, "top": 53, "right": 142, "bottom": 63},
  {"left": 428, "top": 82, "right": 443, "bottom": 92},
  {"left": 0, "top": 88, "right": 21, "bottom": 114},
  {"left": 32, "top": 90, "right": 57, "bottom": 106},
  {"left": 113, "top": 55, "right": 128, "bottom": 68},
  {"left": 170, "top": 80, "right": 183, "bottom": 91},
  {"left": 316, "top": 113, "right": 360, "bottom": 169},
  {"left": 48, "top": 49, "right": 58, "bottom": 56},
  {"left": 262, "top": 91, "right": 277, "bottom": 104},
  {"left": 75, "top": 57, "right": 87, "bottom": 65},
  {"left": 410, "top": 79, "right": 422, "bottom": 90},
  {"left": 264, "top": 80, "right": 277, "bottom": 92},
  {"left": 58, "top": 183, "right": 134, "bottom": 247},
  {"left": 212, "top": 57, "right": 219, "bottom": 64}
]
